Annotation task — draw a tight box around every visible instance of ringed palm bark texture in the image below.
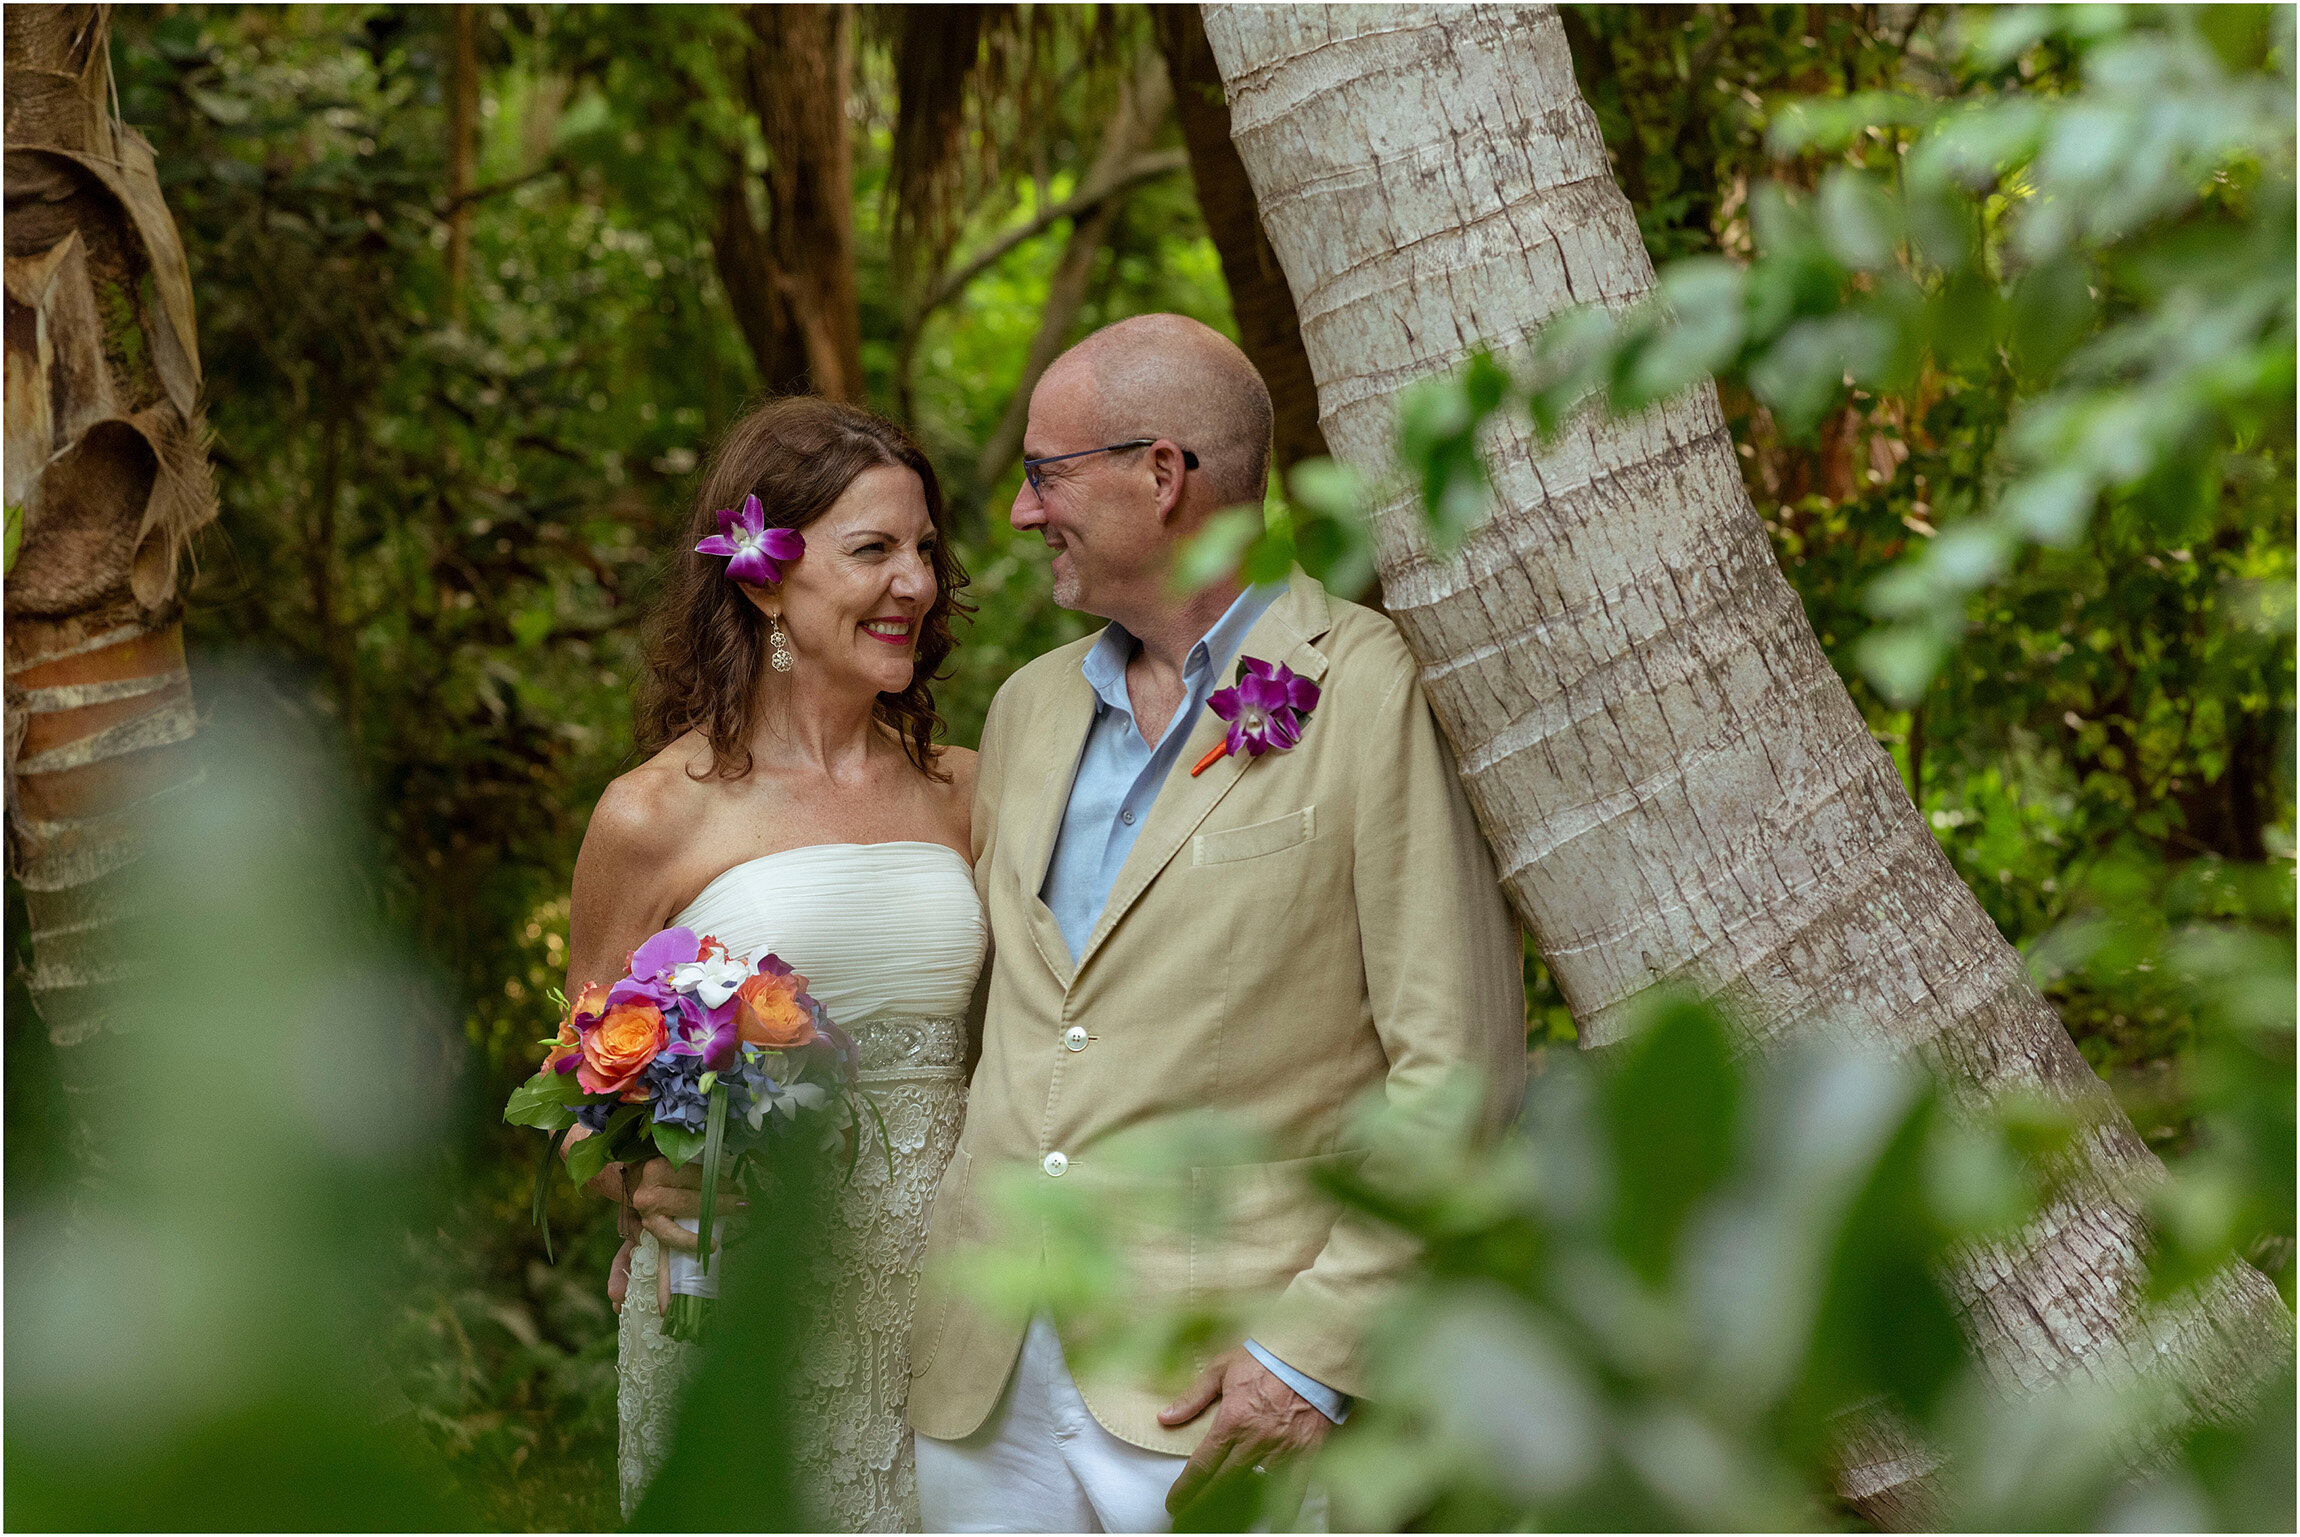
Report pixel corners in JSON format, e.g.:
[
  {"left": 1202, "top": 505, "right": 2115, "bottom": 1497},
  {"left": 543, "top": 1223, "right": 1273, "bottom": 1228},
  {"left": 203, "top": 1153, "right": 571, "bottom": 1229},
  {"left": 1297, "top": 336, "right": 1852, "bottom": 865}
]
[
  {"left": 5, "top": 4, "right": 216, "bottom": 1174},
  {"left": 1200, "top": 2, "right": 2289, "bottom": 1518}
]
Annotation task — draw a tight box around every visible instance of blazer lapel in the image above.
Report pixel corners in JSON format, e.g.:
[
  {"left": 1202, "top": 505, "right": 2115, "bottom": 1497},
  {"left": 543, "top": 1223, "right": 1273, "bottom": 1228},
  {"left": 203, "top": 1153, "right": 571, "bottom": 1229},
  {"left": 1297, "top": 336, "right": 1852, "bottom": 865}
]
[
  {"left": 1017, "top": 660, "right": 1098, "bottom": 989},
  {"left": 1073, "top": 572, "right": 1334, "bottom": 977}
]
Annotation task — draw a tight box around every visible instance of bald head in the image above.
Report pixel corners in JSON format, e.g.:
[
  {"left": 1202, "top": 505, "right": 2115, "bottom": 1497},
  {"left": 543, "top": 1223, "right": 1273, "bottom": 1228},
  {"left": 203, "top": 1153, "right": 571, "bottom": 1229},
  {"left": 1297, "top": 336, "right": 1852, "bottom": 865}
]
[{"left": 1045, "top": 314, "right": 1274, "bottom": 510}]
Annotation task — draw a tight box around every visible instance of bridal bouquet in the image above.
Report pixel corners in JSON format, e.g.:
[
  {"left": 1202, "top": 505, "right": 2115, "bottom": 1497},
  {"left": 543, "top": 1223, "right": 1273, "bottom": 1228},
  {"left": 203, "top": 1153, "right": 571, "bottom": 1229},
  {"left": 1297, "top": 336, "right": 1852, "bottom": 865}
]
[{"left": 505, "top": 926, "right": 871, "bottom": 1340}]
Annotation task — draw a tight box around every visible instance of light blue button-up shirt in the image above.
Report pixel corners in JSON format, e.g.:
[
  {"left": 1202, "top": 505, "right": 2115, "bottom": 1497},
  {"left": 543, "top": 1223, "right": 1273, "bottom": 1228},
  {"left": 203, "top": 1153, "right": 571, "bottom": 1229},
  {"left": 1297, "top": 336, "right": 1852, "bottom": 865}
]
[
  {"left": 1039, "top": 581, "right": 1351, "bottom": 1424},
  {"left": 1041, "top": 582, "right": 1282, "bottom": 960}
]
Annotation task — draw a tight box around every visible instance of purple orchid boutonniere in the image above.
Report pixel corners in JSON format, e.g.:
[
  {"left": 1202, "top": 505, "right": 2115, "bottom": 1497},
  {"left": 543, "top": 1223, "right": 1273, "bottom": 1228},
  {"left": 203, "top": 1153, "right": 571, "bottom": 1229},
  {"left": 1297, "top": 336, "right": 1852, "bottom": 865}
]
[
  {"left": 695, "top": 493, "right": 805, "bottom": 585},
  {"left": 1193, "top": 655, "right": 1322, "bottom": 777}
]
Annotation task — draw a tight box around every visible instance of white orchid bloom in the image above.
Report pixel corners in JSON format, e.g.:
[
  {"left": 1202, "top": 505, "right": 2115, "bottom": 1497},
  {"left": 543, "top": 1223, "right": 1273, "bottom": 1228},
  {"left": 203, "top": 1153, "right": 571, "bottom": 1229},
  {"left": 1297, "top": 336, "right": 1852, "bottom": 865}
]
[
  {"left": 770, "top": 1081, "right": 829, "bottom": 1120},
  {"left": 670, "top": 950, "right": 751, "bottom": 1009}
]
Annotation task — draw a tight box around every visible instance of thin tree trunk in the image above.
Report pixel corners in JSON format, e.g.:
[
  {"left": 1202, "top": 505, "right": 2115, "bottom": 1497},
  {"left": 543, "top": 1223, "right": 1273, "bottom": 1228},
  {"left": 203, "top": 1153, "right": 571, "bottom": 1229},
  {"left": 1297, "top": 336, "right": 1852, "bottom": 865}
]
[
  {"left": 5, "top": 3, "right": 217, "bottom": 1175},
  {"left": 972, "top": 54, "right": 1172, "bottom": 494},
  {"left": 1200, "top": 2, "right": 2290, "bottom": 1521},
  {"left": 717, "top": 3, "right": 862, "bottom": 402},
  {"left": 712, "top": 176, "right": 799, "bottom": 395},
  {"left": 444, "top": 4, "right": 477, "bottom": 324},
  {"left": 1150, "top": 5, "right": 1327, "bottom": 481}
]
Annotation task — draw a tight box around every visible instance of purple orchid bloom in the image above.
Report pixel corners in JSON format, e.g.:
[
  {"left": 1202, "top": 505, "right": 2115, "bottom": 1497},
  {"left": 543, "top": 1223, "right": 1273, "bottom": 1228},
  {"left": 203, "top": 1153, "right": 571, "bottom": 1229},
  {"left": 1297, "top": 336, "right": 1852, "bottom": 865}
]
[
  {"left": 815, "top": 1007, "right": 859, "bottom": 1077},
  {"left": 694, "top": 494, "right": 805, "bottom": 586},
  {"left": 1206, "top": 656, "right": 1323, "bottom": 763},
  {"left": 607, "top": 926, "right": 701, "bottom": 1015},
  {"left": 664, "top": 994, "right": 742, "bottom": 1070}
]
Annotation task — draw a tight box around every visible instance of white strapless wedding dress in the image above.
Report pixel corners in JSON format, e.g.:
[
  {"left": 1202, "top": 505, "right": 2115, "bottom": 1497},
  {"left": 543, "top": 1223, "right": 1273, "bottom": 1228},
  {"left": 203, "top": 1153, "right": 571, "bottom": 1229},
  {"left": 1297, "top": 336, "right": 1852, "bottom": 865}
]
[{"left": 616, "top": 842, "right": 985, "bottom": 1530}]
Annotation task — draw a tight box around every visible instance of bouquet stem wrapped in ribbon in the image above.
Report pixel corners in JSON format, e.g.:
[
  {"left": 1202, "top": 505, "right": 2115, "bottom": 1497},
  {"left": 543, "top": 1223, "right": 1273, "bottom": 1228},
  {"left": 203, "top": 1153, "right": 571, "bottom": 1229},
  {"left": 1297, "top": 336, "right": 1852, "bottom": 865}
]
[{"left": 506, "top": 928, "right": 873, "bottom": 1342}]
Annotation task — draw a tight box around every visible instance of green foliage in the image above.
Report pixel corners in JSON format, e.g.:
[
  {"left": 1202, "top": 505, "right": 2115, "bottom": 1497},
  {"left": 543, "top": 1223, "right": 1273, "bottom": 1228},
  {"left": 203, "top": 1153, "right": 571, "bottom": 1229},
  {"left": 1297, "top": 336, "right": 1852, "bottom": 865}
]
[
  {"left": 1, "top": 6, "right": 2272, "bottom": 1530},
  {"left": 999, "top": 996, "right": 2289, "bottom": 1531},
  {"left": 1547, "top": 5, "right": 2295, "bottom": 706},
  {"left": 1152, "top": 15, "right": 2297, "bottom": 1522},
  {"left": 1261, "top": 3, "right": 2295, "bottom": 1160},
  {"left": 78, "top": 11, "right": 1236, "bottom": 1520},
  {"left": 6, "top": 675, "right": 479, "bottom": 1530}
]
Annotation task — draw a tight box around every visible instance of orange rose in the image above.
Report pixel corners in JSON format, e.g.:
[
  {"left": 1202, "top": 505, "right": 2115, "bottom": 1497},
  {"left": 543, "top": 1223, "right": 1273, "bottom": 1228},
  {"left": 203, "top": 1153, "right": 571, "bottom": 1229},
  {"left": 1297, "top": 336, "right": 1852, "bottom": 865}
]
[
  {"left": 578, "top": 1001, "right": 666, "bottom": 1095},
  {"left": 735, "top": 970, "right": 818, "bottom": 1049},
  {"left": 570, "top": 980, "right": 612, "bottom": 1024}
]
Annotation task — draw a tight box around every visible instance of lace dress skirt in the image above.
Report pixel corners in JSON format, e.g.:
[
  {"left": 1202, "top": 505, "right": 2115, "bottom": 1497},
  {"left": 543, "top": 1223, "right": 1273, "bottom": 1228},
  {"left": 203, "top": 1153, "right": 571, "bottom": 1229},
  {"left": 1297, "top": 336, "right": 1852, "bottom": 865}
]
[{"left": 616, "top": 1014, "right": 970, "bottom": 1530}]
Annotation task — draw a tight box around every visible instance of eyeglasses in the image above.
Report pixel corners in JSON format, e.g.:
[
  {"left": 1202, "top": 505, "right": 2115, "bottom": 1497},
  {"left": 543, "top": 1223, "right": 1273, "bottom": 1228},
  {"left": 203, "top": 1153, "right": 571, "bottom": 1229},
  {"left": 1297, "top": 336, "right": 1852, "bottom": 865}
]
[{"left": 1021, "top": 438, "right": 1199, "bottom": 498}]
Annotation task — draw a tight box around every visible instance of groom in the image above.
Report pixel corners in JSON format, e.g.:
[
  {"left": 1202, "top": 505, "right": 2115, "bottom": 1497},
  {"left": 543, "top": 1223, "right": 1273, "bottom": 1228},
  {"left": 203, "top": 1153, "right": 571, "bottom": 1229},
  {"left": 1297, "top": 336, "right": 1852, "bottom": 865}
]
[{"left": 908, "top": 314, "right": 1525, "bottom": 1532}]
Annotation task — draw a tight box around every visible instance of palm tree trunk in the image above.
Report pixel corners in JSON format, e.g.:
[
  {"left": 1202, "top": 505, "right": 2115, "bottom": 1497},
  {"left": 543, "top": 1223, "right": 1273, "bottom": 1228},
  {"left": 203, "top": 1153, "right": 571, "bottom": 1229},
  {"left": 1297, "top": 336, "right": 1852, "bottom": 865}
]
[
  {"left": 5, "top": 3, "right": 217, "bottom": 1173},
  {"left": 1199, "top": 2, "right": 2290, "bottom": 1520}
]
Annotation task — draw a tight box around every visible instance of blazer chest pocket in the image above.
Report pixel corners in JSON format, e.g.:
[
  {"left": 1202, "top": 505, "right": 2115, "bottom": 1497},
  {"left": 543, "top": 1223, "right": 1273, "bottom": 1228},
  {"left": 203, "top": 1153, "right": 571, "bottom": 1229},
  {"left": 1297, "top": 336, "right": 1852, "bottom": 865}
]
[{"left": 1193, "top": 805, "right": 1315, "bottom": 867}]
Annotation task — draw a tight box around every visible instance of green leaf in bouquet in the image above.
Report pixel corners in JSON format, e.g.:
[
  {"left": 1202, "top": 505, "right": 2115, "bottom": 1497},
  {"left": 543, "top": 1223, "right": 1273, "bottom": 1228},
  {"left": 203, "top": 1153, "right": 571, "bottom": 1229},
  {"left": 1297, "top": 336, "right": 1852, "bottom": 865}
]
[
  {"left": 654, "top": 1121, "right": 705, "bottom": 1166},
  {"left": 861, "top": 1088, "right": 897, "bottom": 1184},
  {"left": 532, "top": 1126, "right": 570, "bottom": 1263},
  {"left": 564, "top": 1109, "right": 638, "bottom": 1188},
  {"left": 503, "top": 1071, "right": 586, "bottom": 1129}
]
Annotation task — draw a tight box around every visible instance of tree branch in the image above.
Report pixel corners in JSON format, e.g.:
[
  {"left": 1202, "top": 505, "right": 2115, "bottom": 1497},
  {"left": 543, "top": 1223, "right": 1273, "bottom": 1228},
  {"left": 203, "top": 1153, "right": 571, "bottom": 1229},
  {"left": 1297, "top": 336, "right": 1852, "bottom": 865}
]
[
  {"left": 969, "top": 54, "right": 1173, "bottom": 494},
  {"left": 921, "top": 148, "right": 1187, "bottom": 320},
  {"left": 441, "top": 157, "right": 568, "bottom": 214}
]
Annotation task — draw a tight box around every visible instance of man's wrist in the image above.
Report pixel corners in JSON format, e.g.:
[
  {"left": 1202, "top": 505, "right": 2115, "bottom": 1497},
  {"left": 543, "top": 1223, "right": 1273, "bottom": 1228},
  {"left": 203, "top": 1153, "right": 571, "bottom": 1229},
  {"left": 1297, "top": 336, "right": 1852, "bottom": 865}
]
[{"left": 1242, "top": 1338, "right": 1350, "bottom": 1423}]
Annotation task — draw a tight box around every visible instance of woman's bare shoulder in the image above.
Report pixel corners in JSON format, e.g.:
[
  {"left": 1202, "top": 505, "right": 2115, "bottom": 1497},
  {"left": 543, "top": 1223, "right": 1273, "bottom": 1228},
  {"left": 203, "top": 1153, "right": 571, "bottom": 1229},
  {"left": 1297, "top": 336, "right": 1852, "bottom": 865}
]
[
  {"left": 932, "top": 745, "right": 978, "bottom": 848},
  {"left": 939, "top": 744, "right": 979, "bottom": 797},
  {"left": 584, "top": 737, "right": 717, "bottom": 864}
]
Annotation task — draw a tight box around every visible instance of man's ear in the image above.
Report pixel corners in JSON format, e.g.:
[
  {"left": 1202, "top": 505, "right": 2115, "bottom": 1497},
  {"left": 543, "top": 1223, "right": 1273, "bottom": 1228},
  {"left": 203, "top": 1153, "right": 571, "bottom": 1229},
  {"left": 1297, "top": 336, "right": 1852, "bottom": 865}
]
[{"left": 1151, "top": 440, "right": 1193, "bottom": 525}]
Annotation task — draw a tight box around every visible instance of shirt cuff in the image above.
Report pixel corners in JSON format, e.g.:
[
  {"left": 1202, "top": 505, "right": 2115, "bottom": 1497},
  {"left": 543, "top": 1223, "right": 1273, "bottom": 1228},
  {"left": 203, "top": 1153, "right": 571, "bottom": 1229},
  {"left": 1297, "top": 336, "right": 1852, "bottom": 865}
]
[{"left": 1242, "top": 1339, "right": 1351, "bottom": 1423}]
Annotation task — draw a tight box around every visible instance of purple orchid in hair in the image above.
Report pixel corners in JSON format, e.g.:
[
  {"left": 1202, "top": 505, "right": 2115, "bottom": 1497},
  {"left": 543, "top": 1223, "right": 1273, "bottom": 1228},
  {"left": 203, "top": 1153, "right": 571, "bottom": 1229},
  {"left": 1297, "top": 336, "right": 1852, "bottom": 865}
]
[
  {"left": 695, "top": 494, "right": 805, "bottom": 585},
  {"left": 1194, "top": 656, "right": 1322, "bottom": 776}
]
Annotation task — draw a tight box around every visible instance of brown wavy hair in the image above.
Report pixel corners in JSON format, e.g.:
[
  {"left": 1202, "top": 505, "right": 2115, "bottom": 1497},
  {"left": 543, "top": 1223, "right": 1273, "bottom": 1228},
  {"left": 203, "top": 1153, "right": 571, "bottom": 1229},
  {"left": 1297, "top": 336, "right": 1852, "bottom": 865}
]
[{"left": 636, "top": 396, "right": 970, "bottom": 781}]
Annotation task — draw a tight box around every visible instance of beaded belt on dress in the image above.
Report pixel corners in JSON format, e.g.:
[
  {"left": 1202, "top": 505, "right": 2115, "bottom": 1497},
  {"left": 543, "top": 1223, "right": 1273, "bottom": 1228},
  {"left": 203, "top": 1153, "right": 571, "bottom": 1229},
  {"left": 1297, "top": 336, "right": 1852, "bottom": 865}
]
[{"left": 846, "top": 1013, "right": 968, "bottom": 1074}]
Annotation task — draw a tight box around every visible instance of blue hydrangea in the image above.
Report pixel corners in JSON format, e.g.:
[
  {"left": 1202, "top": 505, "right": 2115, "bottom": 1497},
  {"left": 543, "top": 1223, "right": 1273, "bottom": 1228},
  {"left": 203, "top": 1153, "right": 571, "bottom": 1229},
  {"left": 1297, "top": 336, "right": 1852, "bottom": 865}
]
[
  {"left": 574, "top": 1098, "right": 620, "bottom": 1133},
  {"left": 642, "top": 1050, "right": 710, "bottom": 1133}
]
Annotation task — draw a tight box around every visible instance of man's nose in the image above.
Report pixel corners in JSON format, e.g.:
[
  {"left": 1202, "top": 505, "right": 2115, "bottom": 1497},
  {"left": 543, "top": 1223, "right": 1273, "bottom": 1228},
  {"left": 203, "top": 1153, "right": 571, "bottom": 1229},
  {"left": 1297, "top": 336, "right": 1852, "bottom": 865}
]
[{"left": 1009, "top": 476, "right": 1044, "bottom": 532}]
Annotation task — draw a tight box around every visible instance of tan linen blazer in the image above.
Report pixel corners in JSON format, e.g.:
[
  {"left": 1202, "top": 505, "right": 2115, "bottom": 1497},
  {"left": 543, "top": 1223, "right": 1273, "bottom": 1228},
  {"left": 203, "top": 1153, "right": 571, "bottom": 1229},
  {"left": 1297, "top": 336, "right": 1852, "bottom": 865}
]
[{"left": 906, "top": 569, "right": 1525, "bottom": 1455}]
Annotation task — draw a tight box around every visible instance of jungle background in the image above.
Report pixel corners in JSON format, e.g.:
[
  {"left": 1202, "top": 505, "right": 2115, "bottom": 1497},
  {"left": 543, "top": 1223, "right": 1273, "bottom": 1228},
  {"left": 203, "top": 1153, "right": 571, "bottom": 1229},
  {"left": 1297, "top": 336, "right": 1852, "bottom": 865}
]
[{"left": 4, "top": 4, "right": 2291, "bottom": 1530}]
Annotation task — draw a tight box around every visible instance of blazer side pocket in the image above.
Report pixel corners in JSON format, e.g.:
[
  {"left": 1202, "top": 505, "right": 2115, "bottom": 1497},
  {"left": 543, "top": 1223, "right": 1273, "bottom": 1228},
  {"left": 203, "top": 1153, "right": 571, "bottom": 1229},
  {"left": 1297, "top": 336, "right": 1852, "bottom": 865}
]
[{"left": 1193, "top": 805, "right": 1316, "bottom": 867}]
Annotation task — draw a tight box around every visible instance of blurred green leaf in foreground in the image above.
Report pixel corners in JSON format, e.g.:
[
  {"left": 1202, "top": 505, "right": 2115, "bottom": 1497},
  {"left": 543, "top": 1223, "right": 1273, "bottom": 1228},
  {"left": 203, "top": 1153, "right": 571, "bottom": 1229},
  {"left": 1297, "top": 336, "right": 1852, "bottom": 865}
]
[
  {"left": 966, "top": 984, "right": 2293, "bottom": 1532},
  {"left": 5, "top": 670, "right": 469, "bottom": 1530}
]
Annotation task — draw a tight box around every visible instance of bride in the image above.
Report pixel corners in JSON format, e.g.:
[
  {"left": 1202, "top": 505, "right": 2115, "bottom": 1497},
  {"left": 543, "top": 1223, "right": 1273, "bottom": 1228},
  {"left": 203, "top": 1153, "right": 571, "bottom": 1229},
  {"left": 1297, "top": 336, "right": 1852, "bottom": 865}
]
[{"left": 561, "top": 396, "right": 984, "bottom": 1529}]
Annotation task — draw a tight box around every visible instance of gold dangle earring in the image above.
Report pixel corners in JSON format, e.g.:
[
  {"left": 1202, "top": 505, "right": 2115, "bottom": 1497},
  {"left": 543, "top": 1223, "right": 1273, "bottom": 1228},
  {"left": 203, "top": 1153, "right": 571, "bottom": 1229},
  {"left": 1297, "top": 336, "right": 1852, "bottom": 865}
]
[{"left": 769, "top": 613, "right": 794, "bottom": 673}]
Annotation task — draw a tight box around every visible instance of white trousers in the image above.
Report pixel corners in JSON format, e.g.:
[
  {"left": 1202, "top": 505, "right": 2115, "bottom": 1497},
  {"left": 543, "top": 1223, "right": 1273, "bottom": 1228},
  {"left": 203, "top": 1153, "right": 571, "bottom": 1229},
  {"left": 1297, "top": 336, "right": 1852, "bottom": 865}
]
[{"left": 914, "top": 1314, "right": 1189, "bottom": 1534}]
